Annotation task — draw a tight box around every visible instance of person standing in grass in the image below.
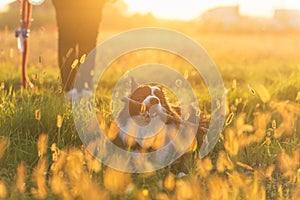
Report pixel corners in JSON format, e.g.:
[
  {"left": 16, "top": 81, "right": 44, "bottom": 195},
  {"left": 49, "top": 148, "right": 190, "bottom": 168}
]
[{"left": 52, "top": 0, "right": 106, "bottom": 97}]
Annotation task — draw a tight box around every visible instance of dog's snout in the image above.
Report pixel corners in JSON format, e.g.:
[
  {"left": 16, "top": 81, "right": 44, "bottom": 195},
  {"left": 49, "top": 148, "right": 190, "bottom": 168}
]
[
  {"left": 143, "top": 96, "right": 160, "bottom": 107},
  {"left": 149, "top": 97, "right": 159, "bottom": 105}
]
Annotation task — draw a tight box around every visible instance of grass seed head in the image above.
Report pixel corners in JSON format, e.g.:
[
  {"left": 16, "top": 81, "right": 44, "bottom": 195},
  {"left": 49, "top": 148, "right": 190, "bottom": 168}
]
[
  {"left": 0, "top": 137, "right": 8, "bottom": 160},
  {"left": 175, "top": 177, "right": 202, "bottom": 200},
  {"left": 248, "top": 84, "right": 256, "bottom": 95},
  {"left": 224, "top": 128, "right": 239, "bottom": 156},
  {"left": 38, "top": 134, "right": 48, "bottom": 157},
  {"left": 65, "top": 149, "right": 85, "bottom": 182},
  {"left": 58, "top": 86, "right": 63, "bottom": 93},
  {"left": 0, "top": 181, "right": 7, "bottom": 199},
  {"left": 232, "top": 79, "right": 237, "bottom": 89},
  {"left": 175, "top": 179, "right": 193, "bottom": 200},
  {"left": 51, "top": 143, "right": 61, "bottom": 162},
  {"left": 31, "top": 157, "right": 48, "bottom": 199},
  {"left": 50, "top": 173, "right": 72, "bottom": 200},
  {"left": 164, "top": 173, "right": 175, "bottom": 191},
  {"left": 217, "top": 151, "right": 234, "bottom": 172},
  {"left": 56, "top": 115, "right": 63, "bottom": 128},
  {"left": 0, "top": 82, "right": 4, "bottom": 90},
  {"left": 50, "top": 150, "right": 66, "bottom": 173},
  {"left": 272, "top": 120, "right": 277, "bottom": 129},
  {"left": 103, "top": 168, "right": 132, "bottom": 195},
  {"left": 107, "top": 120, "right": 118, "bottom": 141},
  {"left": 80, "top": 54, "right": 86, "bottom": 64},
  {"left": 197, "top": 157, "right": 213, "bottom": 178},
  {"left": 208, "top": 176, "right": 230, "bottom": 200},
  {"left": 142, "top": 188, "right": 149, "bottom": 197},
  {"left": 16, "top": 162, "right": 27, "bottom": 193},
  {"left": 225, "top": 112, "right": 235, "bottom": 126},
  {"left": 71, "top": 59, "right": 79, "bottom": 69},
  {"left": 35, "top": 109, "right": 41, "bottom": 121}
]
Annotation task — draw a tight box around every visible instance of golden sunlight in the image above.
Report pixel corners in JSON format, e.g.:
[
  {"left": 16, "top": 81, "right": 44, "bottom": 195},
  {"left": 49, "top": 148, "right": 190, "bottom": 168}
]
[
  {"left": 124, "top": 0, "right": 300, "bottom": 20},
  {"left": 124, "top": 0, "right": 206, "bottom": 20}
]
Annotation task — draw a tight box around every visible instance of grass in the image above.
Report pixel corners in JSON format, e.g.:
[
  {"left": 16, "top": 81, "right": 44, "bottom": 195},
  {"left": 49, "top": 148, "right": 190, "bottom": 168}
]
[{"left": 0, "top": 28, "right": 300, "bottom": 199}]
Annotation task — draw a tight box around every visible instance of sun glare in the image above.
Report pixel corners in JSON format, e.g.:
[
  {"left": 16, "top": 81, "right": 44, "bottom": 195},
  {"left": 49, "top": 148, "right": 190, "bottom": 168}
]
[
  {"left": 0, "top": 0, "right": 15, "bottom": 7},
  {"left": 0, "top": 0, "right": 16, "bottom": 12},
  {"left": 124, "top": 0, "right": 300, "bottom": 20},
  {"left": 124, "top": 0, "right": 205, "bottom": 20}
]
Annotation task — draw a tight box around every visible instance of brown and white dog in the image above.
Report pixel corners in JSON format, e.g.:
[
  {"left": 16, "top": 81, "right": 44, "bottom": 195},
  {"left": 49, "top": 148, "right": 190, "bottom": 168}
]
[{"left": 115, "top": 78, "right": 208, "bottom": 163}]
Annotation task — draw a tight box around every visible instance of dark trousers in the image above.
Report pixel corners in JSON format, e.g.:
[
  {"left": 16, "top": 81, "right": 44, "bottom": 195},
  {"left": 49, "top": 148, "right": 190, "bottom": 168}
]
[{"left": 52, "top": 0, "right": 105, "bottom": 92}]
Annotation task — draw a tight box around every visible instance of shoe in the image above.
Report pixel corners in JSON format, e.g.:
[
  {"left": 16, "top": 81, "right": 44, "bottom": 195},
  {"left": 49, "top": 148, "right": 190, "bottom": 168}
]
[
  {"left": 66, "top": 88, "right": 79, "bottom": 101},
  {"left": 177, "top": 172, "right": 187, "bottom": 178},
  {"left": 66, "top": 88, "right": 93, "bottom": 105}
]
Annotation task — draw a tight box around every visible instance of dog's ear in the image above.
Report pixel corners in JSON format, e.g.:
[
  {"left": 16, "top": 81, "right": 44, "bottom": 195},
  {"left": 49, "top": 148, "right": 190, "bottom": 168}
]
[{"left": 131, "top": 77, "right": 139, "bottom": 92}]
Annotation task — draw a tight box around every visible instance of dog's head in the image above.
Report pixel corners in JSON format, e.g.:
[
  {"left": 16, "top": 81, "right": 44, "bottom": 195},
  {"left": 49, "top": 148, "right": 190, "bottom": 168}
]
[
  {"left": 128, "top": 85, "right": 164, "bottom": 125},
  {"left": 116, "top": 78, "right": 181, "bottom": 148},
  {"left": 119, "top": 78, "right": 179, "bottom": 126}
]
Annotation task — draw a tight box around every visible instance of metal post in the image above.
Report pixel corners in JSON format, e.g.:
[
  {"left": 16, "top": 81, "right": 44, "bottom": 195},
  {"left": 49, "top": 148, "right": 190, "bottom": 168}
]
[{"left": 15, "top": 0, "right": 33, "bottom": 88}]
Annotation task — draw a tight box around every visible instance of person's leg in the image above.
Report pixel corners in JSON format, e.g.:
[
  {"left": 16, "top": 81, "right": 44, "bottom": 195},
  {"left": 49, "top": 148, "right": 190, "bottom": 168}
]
[
  {"left": 57, "top": 27, "right": 78, "bottom": 92},
  {"left": 52, "top": 0, "right": 105, "bottom": 92},
  {"left": 76, "top": 25, "right": 100, "bottom": 91},
  {"left": 75, "top": 3, "right": 104, "bottom": 92},
  {"left": 52, "top": 1, "right": 79, "bottom": 91}
]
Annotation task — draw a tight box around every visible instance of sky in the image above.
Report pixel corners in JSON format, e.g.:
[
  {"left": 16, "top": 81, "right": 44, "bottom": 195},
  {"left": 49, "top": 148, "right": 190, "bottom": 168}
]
[{"left": 1, "top": 0, "right": 300, "bottom": 20}]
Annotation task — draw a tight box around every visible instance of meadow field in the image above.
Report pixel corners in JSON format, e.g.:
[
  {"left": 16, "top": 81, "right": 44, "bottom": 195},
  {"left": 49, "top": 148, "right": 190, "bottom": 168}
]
[{"left": 0, "top": 27, "right": 300, "bottom": 200}]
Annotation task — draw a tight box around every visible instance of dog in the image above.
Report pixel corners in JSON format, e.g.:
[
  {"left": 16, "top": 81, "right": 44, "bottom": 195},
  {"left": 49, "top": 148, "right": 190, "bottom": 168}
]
[{"left": 113, "top": 78, "right": 208, "bottom": 171}]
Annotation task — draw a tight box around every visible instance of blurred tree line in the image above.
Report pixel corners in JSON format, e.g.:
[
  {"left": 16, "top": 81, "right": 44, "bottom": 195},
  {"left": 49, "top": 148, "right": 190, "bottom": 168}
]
[{"left": 0, "top": 1, "right": 56, "bottom": 29}]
